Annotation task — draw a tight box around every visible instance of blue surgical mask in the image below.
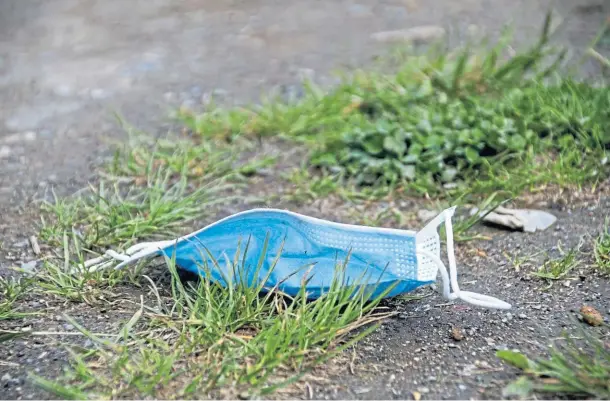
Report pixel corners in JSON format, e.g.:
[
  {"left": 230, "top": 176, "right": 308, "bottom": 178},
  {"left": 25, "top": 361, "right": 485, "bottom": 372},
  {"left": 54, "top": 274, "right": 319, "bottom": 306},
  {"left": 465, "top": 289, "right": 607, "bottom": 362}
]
[{"left": 84, "top": 206, "right": 511, "bottom": 309}]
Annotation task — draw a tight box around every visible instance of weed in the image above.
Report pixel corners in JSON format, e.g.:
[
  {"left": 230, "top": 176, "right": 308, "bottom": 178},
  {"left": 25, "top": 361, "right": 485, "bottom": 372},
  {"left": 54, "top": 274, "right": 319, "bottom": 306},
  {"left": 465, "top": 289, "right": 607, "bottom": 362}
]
[
  {"left": 533, "top": 244, "right": 581, "bottom": 280},
  {"left": 594, "top": 218, "right": 610, "bottom": 274},
  {"left": 0, "top": 275, "right": 36, "bottom": 320},
  {"left": 40, "top": 155, "right": 233, "bottom": 252},
  {"left": 175, "top": 15, "right": 608, "bottom": 207},
  {"left": 497, "top": 328, "right": 610, "bottom": 399}
]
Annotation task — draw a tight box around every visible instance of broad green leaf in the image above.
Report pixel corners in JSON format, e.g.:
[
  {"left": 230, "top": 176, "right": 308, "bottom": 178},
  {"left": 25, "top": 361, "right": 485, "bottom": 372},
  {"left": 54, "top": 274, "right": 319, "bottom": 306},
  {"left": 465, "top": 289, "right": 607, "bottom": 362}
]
[
  {"left": 508, "top": 134, "right": 527, "bottom": 150},
  {"left": 383, "top": 136, "right": 407, "bottom": 156},
  {"left": 464, "top": 147, "right": 480, "bottom": 164},
  {"left": 362, "top": 135, "right": 384, "bottom": 155}
]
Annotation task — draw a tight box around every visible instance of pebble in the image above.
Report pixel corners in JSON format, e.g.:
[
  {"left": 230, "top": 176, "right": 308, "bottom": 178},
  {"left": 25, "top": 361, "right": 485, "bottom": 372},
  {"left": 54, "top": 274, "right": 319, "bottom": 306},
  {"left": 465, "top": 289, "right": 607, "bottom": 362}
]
[
  {"left": 458, "top": 384, "right": 467, "bottom": 391},
  {"left": 371, "top": 25, "right": 446, "bottom": 44},
  {"left": 12, "top": 239, "right": 29, "bottom": 248},
  {"left": 354, "top": 387, "right": 371, "bottom": 394},
  {"left": 2, "top": 373, "right": 12, "bottom": 382},
  {"left": 506, "top": 312, "right": 513, "bottom": 321},
  {"left": 518, "top": 313, "right": 527, "bottom": 319},
  {"left": 418, "top": 387, "right": 430, "bottom": 394},
  {"left": 20, "top": 260, "right": 37, "bottom": 272}
]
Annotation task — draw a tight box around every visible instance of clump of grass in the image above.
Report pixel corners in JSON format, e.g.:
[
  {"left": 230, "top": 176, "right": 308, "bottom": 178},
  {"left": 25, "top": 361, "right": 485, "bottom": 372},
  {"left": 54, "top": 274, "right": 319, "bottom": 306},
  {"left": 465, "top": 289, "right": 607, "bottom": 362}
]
[
  {"left": 594, "top": 218, "right": 610, "bottom": 274},
  {"left": 533, "top": 244, "right": 581, "bottom": 280},
  {"left": 497, "top": 328, "right": 610, "bottom": 399},
  {"left": 40, "top": 140, "right": 235, "bottom": 252},
  {"left": 0, "top": 275, "right": 36, "bottom": 320},
  {"left": 36, "top": 232, "right": 139, "bottom": 304},
  {"left": 29, "top": 244, "right": 391, "bottom": 399}
]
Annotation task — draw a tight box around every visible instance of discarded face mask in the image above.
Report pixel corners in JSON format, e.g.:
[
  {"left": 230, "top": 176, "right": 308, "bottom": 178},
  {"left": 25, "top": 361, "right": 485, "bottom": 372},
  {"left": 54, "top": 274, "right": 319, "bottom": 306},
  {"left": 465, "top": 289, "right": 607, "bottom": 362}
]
[{"left": 84, "top": 207, "right": 511, "bottom": 309}]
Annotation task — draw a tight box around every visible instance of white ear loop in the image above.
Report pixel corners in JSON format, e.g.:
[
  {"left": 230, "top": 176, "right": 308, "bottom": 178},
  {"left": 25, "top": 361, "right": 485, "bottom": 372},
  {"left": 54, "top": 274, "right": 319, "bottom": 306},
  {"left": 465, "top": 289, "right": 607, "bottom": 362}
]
[
  {"left": 416, "top": 209, "right": 511, "bottom": 310},
  {"left": 82, "top": 240, "right": 173, "bottom": 272}
]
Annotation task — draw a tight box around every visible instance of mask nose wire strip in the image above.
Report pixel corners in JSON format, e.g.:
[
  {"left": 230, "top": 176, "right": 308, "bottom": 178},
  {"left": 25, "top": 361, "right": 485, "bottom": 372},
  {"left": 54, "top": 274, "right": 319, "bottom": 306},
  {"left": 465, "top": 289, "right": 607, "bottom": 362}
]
[{"left": 416, "top": 211, "right": 511, "bottom": 310}]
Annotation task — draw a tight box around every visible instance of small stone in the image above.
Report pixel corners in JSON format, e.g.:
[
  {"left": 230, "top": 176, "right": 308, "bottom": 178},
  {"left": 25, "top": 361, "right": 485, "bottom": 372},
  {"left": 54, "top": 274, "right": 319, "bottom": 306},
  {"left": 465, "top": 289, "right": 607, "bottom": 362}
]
[
  {"left": 12, "top": 239, "right": 29, "bottom": 248},
  {"left": 0, "top": 145, "right": 11, "bottom": 158},
  {"left": 418, "top": 387, "right": 430, "bottom": 394},
  {"left": 458, "top": 384, "right": 467, "bottom": 391},
  {"left": 354, "top": 387, "right": 371, "bottom": 395},
  {"left": 518, "top": 313, "right": 527, "bottom": 319},
  {"left": 506, "top": 312, "right": 513, "bottom": 321},
  {"left": 371, "top": 25, "right": 446, "bottom": 44},
  {"left": 2, "top": 373, "right": 12, "bottom": 382},
  {"left": 20, "top": 260, "right": 37, "bottom": 272}
]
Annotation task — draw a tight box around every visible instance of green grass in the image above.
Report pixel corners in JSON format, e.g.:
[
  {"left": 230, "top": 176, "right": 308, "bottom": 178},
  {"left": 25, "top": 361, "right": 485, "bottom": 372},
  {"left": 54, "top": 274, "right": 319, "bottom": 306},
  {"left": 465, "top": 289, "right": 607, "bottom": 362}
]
[
  {"left": 594, "top": 218, "right": 610, "bottom": 274},
  {"left": 0, "top": 275, "right": 36, "bottom": 320},
  {"left": 30, "top": 246, "right": 391, "bottom": 399},
  {"left": 177, "top": 15, "right": 609, "bottom": 205},
  {"left": 533, "top": 244, "right": 581, "bottom": 280},
  {"left": 40, "top": 134, "right": 238, "bottom": 252},
  {"left": 497, "top": 328, "right": 610, "bottom": 399}
]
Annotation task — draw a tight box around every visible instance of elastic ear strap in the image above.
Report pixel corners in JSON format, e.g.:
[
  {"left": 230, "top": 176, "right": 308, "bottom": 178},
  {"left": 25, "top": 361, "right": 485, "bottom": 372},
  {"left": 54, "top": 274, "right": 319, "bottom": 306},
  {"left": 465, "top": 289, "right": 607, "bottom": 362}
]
[
  {"left": 82, "top": 240, "right": 172, "bottom": 272},
  {"left": 417, "top": 207, "right": 512, "bottom": 310}
]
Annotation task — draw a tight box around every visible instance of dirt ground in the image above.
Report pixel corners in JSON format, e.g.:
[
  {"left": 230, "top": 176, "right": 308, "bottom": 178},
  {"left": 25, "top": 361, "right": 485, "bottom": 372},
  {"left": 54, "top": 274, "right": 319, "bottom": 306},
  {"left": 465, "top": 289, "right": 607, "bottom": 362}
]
[{"left": 1, "top": 0, "right": 609, "bottom": 400}]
